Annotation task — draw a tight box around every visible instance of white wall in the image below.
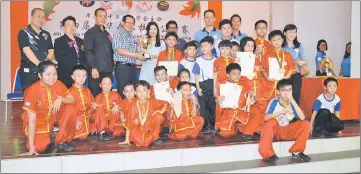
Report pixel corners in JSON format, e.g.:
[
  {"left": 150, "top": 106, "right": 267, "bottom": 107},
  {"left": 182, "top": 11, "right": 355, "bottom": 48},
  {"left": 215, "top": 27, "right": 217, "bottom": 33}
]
[
  {"left": 1, "top": 1, "right": 11, "bottom": 101},
  {"left": 222, "top": 1, "right": 270, "bottom": 38},
  {"left": 271, "top": 1, "right": 294, "bottom": 31},
  {"left": 351, "top": 1, "right": 360, "bottom": 78},
  {"left": 294, "top": 1, "right": 352, "bottom": 76}
]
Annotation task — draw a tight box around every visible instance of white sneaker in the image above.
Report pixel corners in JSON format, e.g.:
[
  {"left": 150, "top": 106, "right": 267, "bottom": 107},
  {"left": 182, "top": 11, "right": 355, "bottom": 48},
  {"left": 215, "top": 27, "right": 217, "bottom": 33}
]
[{"left": 53, "top": 127, "right": 59, "bottom": 132}]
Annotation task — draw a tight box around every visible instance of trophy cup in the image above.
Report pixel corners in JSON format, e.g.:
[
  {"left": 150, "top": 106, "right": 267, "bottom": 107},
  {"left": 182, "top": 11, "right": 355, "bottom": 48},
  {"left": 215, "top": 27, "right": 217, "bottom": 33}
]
[
  {"left": 138, "top": 30, "right": 151, "bottom": 61},
  {"left": 320, "top": 51, "right": 335, "bottom": 76},
  {"left": 246, "top": 90, "right": 256, "bottom": 113}
]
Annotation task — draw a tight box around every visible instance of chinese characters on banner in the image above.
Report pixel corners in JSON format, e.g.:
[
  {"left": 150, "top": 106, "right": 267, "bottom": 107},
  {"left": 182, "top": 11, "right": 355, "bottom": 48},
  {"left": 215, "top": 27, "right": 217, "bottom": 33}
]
[{"left": 29, "top": 1, "right": 200, "bottom": 43}]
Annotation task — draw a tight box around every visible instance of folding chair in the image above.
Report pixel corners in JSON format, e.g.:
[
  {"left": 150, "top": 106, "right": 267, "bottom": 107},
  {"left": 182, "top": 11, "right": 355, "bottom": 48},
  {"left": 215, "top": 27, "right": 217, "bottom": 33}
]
[{"left": 5, "top": 67, "right": 24, "bottom": 122}]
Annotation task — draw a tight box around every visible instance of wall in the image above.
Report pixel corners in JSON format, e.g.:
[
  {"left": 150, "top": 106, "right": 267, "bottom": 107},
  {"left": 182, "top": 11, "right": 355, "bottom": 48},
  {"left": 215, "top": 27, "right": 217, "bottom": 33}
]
[
  {"left": 1, "top": 1, "right": 11, "bottom": 101},
  {"left": 294, "top": 1, "right": 352, "bottom": 76},
  {"left": 351, "top": 1, "right": 360, "bottom": 78},
  {"left": 270, "top": 1, "right": 294, "bottom": 31}
]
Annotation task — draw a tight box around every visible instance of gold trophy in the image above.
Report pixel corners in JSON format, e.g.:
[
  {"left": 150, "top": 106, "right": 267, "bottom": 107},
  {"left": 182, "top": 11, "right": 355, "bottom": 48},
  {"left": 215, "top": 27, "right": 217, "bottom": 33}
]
[
  {"left": 138, "top": 30, "right": 151, "bottom": 61},
  {"left": 320, "top": 51, "right": 335, "bottom": 76},
  {"left": 246, "top": 90, "right": 256, "bottom": 113}
]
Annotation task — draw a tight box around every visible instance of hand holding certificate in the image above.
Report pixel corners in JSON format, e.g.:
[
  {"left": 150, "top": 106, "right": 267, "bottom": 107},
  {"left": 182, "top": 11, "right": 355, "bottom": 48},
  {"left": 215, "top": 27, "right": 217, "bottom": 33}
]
[
  {"left": 171, "top": 91, "right": 182, "bottom": 118},
  {"left": 236, "top": 52, "right": 256, "bottom": 78},
  {"left": 219, "top": 82, "right": 243, "bottom": 109},
  {"left": 158, "top": 61, "right": 178, "bottom": 76},
  {"left": 153, "top": 81, "right": 173, "bottom": 102},
  {"left": 268, "top": 58, "right": 284, "bottom": 81}
]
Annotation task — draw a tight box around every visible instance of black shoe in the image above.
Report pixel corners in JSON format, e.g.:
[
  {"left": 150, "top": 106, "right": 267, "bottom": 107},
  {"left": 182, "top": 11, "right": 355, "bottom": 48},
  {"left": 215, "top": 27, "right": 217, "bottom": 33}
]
[
  {"left": 201, "top": 128, "right": 211, "bottom": 134},
  {"left": 210, "top": 129, "right": 218, "bottom": 134},
  {"left": 242, "top": 134, "right": 254, "bottom": 141},
  {"left": 100, "top": 132, "right": 111, "bottom": 141},
  {"left": 265, "top": 155, "right": 279, "bottom": 164},
  {"left": 153, "top": 139, "right": 163, "bottom": 145},
  {"left": 292, "top": 152, "right": 311, "bottom": 162},
  {"left": 58, "top": 142, "right": 74, "bottom": 152},
  {"left": 313, "top": 131, "right": 325, "bottom": 138},
  {"left": 89, "top": 130, "right": 98, "bottom": 136}
]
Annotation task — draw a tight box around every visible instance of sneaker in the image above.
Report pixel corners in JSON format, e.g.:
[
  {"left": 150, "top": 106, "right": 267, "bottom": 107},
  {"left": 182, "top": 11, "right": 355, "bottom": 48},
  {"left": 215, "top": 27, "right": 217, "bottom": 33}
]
[
  {"left": 265, "top": 155, "right": 279, "bottom": 163},
  {"left": 53, "top": 127, "right": 59, "bottom": 132},
  {"left": 153, "top": 139, "right": 163, "bottom": 145},
  {"left": 313, "top": 131, "right": 325, "bottom": 138},
  {"left": 201, "top": 128, "right": 211, "bottom": 134},
  {"left": 242, "top": 134, "right": 254, "bottom": 141},
  {"left": 210, "top": 129, "right": 218, "bottom": 134},
  {"left": 292, "top": 152, "right": 311, "bottom": 162},
  {"left": 58, "top": 142, "right": 74, "bottom": 152},
  {"left": 100, "top": 132, "right": 111, "bottom": 141},
  {"left": 89, "top": 130, "right": 98, "bottom": 136}
]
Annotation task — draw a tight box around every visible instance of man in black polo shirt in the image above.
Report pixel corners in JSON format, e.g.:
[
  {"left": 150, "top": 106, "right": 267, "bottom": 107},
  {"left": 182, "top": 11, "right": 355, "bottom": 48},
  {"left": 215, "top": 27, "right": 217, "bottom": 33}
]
[
  {"left": 18, "top": 8, "right": 54, "bottom": 90},
  {"left": 84, "top": 8, "right": 114, "bottom": 97}
]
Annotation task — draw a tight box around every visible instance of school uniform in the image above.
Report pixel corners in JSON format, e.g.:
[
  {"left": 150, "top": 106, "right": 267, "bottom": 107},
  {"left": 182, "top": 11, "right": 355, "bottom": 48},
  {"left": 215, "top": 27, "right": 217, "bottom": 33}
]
[
  {"left": 179, "top": 58, "right": 197, "bottom": 84},
  {"left": 312, "top": 93, "right": 344, "bottom": 134},
  {"left": 315, "top": 51, "right": 327, "bottom": 76},
  {"left": 192, "top": 55, "right": 217, "bottom": 131},
  {"left": 341, "top": 56, "right": 351, "bottom": 77}
]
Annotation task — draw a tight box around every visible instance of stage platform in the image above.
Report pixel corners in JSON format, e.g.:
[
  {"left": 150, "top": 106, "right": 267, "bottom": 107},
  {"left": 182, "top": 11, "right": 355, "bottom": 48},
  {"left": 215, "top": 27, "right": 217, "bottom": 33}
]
[{"left": 1, "top": 102, "right": 360, "bottom": 173}]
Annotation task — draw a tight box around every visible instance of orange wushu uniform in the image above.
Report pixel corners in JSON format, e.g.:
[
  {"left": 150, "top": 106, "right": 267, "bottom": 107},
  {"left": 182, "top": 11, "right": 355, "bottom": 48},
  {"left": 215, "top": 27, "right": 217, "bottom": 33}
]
[
  {"left": 156, "top": 49, "right": 183, "bottom": 66},
  {"left": 260, "top": 49, "right": 298, "bottom": 100},
  {"left": 149, "top": 83, "right": 171, "bottom": 128},
  {"left": 69, "top": 85, "right": 96, "bottom": 140},
  {"left": 169, "top": 98, "right": 204, "bottom": 141},
  {"left": 94, "top": 91, "right": 122, "bottom": 134},
  {"left": 113, "top": 98, "right": 135, "bottom": 137},
  {"left": 215, "top": 80, "right": 262, "bottom": 138},
  {"left": 255, "top": 38, "right": 272, "bottom": 60},
  {"left": 22, "top": 80, "right": 75, "bottom": 153},
  {"left": 128, "top": 98, "right": 168, "bottom": 147}
]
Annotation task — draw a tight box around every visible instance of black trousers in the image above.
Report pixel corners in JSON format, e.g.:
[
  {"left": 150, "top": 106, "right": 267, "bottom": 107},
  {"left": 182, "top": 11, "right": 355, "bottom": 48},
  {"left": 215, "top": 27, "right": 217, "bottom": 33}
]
[
  {"left": 313, "top": 109, "right": 344, "bottom": 133},
  {"left": 198, "top": 79, "right": 216, "bottom": 130},
  {"left": 19, "top": 65, "right": 39, "bottom": 91},
  {"left": 316, "top": 70, "right": 327, "bottom": 76},
  {"left": 291, "top": 73, "right": 302, "bottom": 105},
  {"left": 114, "top": 63, "right": 138, "bottom": 99},
  {"left": 88, "top": 71, "right": 112, "bottom": 97}
]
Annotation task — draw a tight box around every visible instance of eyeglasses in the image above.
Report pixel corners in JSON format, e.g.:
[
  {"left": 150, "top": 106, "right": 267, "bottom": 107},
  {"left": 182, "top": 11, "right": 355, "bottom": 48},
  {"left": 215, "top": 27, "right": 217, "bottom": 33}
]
[
  {"left": 280, "top": 88, "right": 292, "bottom": 92},
  {"left": 168, "top": 27, "right": 178, "bottom": 30},
  {"left": 256, "top": 27, "right": 267, "bottom": 30},
  {"left": 124, "top": 22, "right": 135, "bottom": 25}
]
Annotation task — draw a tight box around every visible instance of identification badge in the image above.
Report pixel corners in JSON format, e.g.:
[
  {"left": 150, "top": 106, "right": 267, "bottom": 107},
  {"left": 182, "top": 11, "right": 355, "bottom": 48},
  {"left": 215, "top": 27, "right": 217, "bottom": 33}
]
[
  {"left": 294, "top": 48, "right": 299, "bottom": 52},
  {"left": 24, "top": 68, "right": 30, "bottom": 73}
]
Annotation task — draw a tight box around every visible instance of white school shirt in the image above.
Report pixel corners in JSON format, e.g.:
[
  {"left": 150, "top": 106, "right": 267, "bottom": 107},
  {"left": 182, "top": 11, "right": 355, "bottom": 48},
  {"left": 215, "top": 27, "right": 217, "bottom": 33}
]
[
  {"left": 192, "top": 56, "right": 216, "bottom": 82},
  {"left": 312, "top": 93, "right": 341, "bottom": 113},
  {"left": 179, "top": 58, "right": 197, "bottom": 83},
  {"left": 266, "top": 98, "right": 299, "bottom": 126}
]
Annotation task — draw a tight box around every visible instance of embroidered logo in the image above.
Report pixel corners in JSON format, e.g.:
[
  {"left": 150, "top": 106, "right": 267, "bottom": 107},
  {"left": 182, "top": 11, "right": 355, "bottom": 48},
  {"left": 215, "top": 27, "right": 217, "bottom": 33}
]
[
  {"left": 25, "top": 101, "right": 31, "bottom": 107},
  {"left": 42, "top": 33, "right": 48, "bottom": 40}
]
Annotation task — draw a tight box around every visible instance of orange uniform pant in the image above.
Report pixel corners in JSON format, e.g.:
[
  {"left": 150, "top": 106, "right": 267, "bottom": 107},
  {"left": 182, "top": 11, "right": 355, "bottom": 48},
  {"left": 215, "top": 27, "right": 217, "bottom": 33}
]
[
  {"left": 113, "top": 122, "right": 126, "bottom": 137},
  {"left": 129, "top": 113, "right": 164, "bottom": 147},
  {"left": 74, "top": 116, "right": 97, "bottom": 140},
  {"left": 169, "top": 116, "right": 204, "bottom": 141},
  {"left": 55, "top": 104, "right": 77, "bottom": 144},
  {"left": 258, "top": 119, "right": 310, "bottom": 159},
  {"left": 25, "top": 133, "right": 52, "bottom": 153},
  {"left": 94, "top": 108, "right": 119, "bottom": 133}
]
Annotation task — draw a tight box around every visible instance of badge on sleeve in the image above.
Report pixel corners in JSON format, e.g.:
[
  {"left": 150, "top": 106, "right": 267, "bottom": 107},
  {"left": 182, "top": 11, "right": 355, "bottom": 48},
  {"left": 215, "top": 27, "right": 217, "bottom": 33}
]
[
  {"left": 317, "top": 57, "right": 322, "bottom": 61},
  {"left": 25, "top": 101, "right": 31, "bottom": 107}
]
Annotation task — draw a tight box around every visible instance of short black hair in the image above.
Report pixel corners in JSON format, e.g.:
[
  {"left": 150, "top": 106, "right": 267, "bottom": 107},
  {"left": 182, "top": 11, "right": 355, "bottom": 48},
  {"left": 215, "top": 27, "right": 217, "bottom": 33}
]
[
  {"left": 122, "top": 14, "right": 135, "bottom": 23},
  {"left": 165, "top": 31, "right": 178, "bottom": 40},
  {"left": 200, "top": 36, "right": 214, "bottom": 45},
  {"left": 100, "top": 76, "right": 112, "bottom": 84},
  {"left": 185, "top": 40, "right": 199, "bottom": 49},
  {"left": 268, "top": 30, "right": 284, "bottom": 41},
  {"left": 177, "top": 81, "right": 191, "bottom": 91},
  {"left": 61, "top": 16, "right": 76, "bottom": 26},
  {"left": 38, "top": 60, "right": 56, "bottom": 75},
  {"left": 154, "top": 65, "right": 167, "bottom": 75},
  {"left": 219, "top": 19, "right": 232, "bottom": 30},
  {"left": 276, "top": 79, "right": 292, "bottom": 90},
  {"left": 324, "top": 77, "right": 338, "bottom": 87},
  {"left": 177, "top": 68, "right": 190, "bottom": 78},
  {"left": 94, "top": 8, "right": 106, "bottom": 16},
  {"left": 135, "top": 80, "right": 150, "bottom": 89},
  {"left": 239, "top": 37, "right": 256, "bottom": 52},
  {"left": 31, "top": 8, "right": 44, "bottom": 16},
  {"left": 226, "top": 63, "right": 241, "bottom": 74},
  {"left": 124, "top": 82, "right": 135, "bottom": 90},
  {"left": 166, "top": 20, "right": 178, "bottom": 30},
  {"left": 204, "top": 9, "right": 215, "bottom": 17},
  {"left": 218, "top": 40, "right": 232, "bottom": 49},
  {"left": 316, "top": 39, "right": 328, "bottom": 52},
  {"left": 255, "top": 20, "right": 268, "bottom": 30},
  {"left": 72, "top": 64, "right": 87, "bottom": 74},
  {"left": 230, "top": 14, "right": 242, "bottom": 22},
  {"left": 231, "top": 41, "right": 240, "bottom": 48}
]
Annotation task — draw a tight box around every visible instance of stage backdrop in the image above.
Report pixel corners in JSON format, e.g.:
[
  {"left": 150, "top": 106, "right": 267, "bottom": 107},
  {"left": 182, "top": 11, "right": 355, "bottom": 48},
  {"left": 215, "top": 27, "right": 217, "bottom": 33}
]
[{"left": 28, "top": 1, "right": 202, "bottom": 42}]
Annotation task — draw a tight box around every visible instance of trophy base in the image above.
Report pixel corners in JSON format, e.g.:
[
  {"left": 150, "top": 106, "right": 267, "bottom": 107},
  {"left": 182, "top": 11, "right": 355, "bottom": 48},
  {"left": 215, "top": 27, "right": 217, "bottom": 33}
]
[{"left": 143, "top": 53, "right": 151, "bottom": 61}]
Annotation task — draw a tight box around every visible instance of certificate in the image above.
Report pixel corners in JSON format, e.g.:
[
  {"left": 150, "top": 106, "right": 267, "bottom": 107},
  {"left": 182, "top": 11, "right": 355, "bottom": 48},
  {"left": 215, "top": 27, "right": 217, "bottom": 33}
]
[
  {"left": 268, "top": 58, "right": 284, "bottom": 80},
  {"left": 171, "top": 91, "right": 182, "bottom": 118},
  {"left": 219, "top": 82, "right": 242, "bottom": 108},
  {"left": 158, "top": 61, "right": 179, "bottom": 76},
  {"left": 153, "top": 81, "right": 172, "bottom": 102},
  {"left": 236, "top": 52, "right": 256, "bottom": 78}
]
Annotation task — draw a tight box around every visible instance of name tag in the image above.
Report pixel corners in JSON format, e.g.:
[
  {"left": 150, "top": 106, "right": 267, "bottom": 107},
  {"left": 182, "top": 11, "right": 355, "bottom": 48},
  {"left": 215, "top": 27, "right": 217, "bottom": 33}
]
[{"left": 24, "top": 68, "right": 30, "bottom": 73}]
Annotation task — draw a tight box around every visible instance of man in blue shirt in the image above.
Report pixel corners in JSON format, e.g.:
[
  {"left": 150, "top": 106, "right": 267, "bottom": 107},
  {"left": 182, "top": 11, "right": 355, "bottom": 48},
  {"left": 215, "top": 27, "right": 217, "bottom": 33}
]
[
  {"left": 194, "top": 9, "right": 221, "bottom": 56},
  {"left": 230, "top": 14, "right": 248, "bottom": 42}
]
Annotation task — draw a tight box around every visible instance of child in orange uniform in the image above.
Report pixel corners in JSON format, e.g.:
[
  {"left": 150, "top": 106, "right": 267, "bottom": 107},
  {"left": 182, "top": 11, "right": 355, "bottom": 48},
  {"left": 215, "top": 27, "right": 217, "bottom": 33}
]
[
  {"left": 93, "top": 76, "right": 122, "bottom": 141},
  {"left": 21, "top": 60, "right": 76, "bottom": 155},
  {"left": 254, "top": 20, "right": 272, "bottom": 59}
]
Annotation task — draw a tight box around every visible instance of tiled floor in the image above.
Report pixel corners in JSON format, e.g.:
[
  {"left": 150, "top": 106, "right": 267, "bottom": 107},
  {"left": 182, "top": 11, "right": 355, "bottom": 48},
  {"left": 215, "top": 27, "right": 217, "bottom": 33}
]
[{"left": 1, "top": 102, "right": 360, "bottom": 159}]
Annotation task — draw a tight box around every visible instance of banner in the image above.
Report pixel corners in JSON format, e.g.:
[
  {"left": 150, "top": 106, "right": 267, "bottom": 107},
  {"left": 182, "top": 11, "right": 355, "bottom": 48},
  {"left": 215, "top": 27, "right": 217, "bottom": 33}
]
[{"left": 28, "top": 1, "right": 202, "bottom": 43}]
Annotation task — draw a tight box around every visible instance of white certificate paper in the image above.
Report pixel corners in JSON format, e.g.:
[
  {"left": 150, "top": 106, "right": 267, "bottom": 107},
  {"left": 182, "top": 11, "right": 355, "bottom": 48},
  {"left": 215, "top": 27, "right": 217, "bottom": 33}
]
[
  {"left": 268, "top": 58, "right": 284, "bottom": 80},
  {"left": 153, "top": 81, "right": 173, "bottom": 102},
  {"left": 158, "top": 61, "right": 179, "bottom": 76},
  {"left": 220, "top": 82, "right": 243, "bottom": 108},
  {"left": 172, "top": 91, "right": 182, "bottom": 118},
  {"left": 237, "top": 52, "right": 256, "bottom": 78}
]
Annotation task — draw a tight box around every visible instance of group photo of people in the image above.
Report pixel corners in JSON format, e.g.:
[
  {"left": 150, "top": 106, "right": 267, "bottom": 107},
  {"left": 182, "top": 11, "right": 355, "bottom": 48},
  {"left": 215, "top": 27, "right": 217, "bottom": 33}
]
[{"left": 18, "top": 6, "right": 350, "bottom": 164}]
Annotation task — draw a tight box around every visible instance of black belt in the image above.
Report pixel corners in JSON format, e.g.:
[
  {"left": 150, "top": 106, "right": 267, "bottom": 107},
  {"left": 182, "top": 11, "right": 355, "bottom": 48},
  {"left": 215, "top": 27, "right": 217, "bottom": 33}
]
[{"left": 116, "top": 61, "right": 135, "bottom": 66}]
